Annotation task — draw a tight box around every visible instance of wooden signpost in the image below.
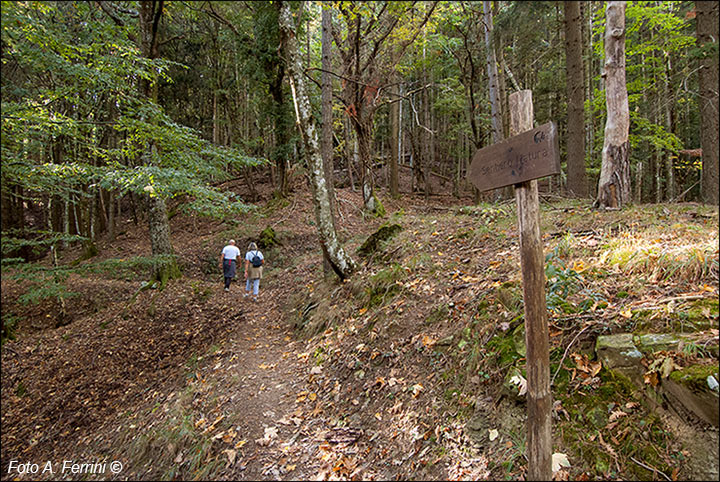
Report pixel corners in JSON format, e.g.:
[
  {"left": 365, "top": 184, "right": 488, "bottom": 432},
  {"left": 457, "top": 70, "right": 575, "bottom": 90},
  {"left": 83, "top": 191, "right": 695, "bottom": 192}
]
[
  {"left": 467, "top": 121, "right": 560, "bottom": 192},
  {"left": 468, "top": 90, "right": 553, "bottom": 481}
]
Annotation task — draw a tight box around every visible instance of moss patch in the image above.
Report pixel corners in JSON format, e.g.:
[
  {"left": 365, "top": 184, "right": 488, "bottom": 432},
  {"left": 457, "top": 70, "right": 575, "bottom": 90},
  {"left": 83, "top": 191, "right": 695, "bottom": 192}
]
[
  {"left": 357, "top": 223, "right": 402, "bottom": 258},
  {"left": 257, "top": 226, "right": 280, "bottom": 249},
  {"left": 669, "top": 363, "right": 719, "bottom": 392}
]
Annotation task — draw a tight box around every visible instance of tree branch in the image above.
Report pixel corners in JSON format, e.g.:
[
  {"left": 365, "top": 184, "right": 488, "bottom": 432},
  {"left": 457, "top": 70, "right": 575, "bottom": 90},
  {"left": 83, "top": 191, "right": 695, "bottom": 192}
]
[{"left": 96, "top": 1, "right": 125, "bottom": 26}]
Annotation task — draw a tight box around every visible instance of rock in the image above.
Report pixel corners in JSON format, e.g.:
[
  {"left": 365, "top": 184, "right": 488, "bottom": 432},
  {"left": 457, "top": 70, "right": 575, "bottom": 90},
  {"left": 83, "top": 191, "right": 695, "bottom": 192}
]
[
  {"left": 667, "top": 364, "right": 720, "bottom": 428},
  {"left": 708, "top": 375, "right": 719, "bottom": 392},
  {"left": 595, "top": 334, "right": 643, "bottom": 369},
  {"left": 357, "top": 223, "right": 402, "bottom": 258},
  {"left": 635, "top": 333, "right": 694, "bottom": 354},
  {"left": 465, "top": 412, "right": 489, "bottom": 445}
]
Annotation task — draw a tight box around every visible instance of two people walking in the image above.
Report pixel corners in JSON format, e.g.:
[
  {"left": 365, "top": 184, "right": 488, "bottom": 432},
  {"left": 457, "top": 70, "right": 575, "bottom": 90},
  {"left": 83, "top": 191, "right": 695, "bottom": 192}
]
[{"left": 219, "top": 240, "right": 264, "bottom": 301}]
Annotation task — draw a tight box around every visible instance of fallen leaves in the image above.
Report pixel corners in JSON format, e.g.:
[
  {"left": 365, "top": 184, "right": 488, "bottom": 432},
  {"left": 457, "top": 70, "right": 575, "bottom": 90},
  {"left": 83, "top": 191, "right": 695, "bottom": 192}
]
[
  {"left": 222, "top": 448, "right": 236, "bottom": 465},
  {"left": 295, "top": 390, "right": 317, "bottom": 403},
  {"left": 201, "top": 414, "right": 225, "bottom": 434},
  {"left": 570, "top": 352, "right": 602, "bottom": 379},
  {"left": 552, "top": 452, "right": 571, "bottom": 473},
  {"left": 608, "top": 410, "right": 628, "bottom": 422},
  {"left": 255, "top": 426, "right": 279, "bottom": 446},
  {"left": 410, "top": 383, "right": 424, "bottom": 397},
  {"left": 644, "top": 353, "right": 681, "bottom": 386},
  {"left": 509, "top": 374, "right": 527, "bottom": 396}
]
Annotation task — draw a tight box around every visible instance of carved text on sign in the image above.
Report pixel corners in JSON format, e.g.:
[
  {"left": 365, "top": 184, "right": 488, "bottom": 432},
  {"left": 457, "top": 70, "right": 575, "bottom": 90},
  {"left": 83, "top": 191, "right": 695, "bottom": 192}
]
[{"left": 468, "top": 122, "right": 560, "bottom": 192}]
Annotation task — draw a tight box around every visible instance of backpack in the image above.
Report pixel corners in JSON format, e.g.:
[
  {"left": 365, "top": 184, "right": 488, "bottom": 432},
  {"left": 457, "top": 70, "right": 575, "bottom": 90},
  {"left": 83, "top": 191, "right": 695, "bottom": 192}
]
[{"left": 250, "top": 251, "right": 262, "bottom": 268}]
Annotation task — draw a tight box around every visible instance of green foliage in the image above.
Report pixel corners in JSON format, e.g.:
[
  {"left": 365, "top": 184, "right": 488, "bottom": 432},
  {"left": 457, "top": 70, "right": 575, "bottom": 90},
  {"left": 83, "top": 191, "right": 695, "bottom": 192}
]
[
  {"left": 1, "top": 230, "right": 85, "bottom": 260},
  {"left": 1, "top": 312, "right": 21, "bottom": 344},
  {"left": 1, "top": 0, "right": 265, "bottom": 248},
  {"left": 545, "top": 251, "right": 583, "bottom": 313}
]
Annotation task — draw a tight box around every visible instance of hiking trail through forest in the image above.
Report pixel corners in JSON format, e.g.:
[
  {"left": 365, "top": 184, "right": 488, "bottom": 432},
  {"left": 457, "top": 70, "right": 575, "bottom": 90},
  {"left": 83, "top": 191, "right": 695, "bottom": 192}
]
[{"left": 2, "top": 178, "right": 718, "bottom": 481}]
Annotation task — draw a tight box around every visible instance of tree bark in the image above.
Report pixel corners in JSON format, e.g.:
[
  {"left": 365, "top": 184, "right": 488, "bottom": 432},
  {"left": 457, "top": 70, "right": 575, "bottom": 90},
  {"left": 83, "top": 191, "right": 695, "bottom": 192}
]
[
  {"left": 321, "top": 4, "right": 337, "bottom": 277},
  {"left": 596, "top": 1, "right": 631, "bottom": 209},
  {"left": 564, "top": 1, "right": 588, "bottom": 197},
  {"left": 483, "top": 1, "right": 505, "bottom": 201},
  {"left": 139, "top": 0, "right": 181, "bottom": 287},
  {"left": 279, "top": 1, "right": 357, "bottom": 280},
  {"left": 696, "top": 1, "right": 719, "bottom": 205},
  {"left": 483, "top": 1, "right": 503, "bottom": 144},
  {"left": 389, "top": 78, "right": 400, "bottom": 198}
]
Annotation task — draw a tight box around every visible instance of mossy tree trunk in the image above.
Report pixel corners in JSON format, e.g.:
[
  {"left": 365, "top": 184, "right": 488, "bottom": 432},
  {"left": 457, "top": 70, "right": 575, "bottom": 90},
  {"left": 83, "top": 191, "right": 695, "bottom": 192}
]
[{"left": 279, "top": 1, "right": 357, "bottom": 280}]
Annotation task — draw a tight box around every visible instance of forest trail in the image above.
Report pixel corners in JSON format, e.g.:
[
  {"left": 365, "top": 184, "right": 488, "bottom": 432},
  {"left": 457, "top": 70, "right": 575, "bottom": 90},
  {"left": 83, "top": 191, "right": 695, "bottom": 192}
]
[
  {"left": 2, "top": 188, "right": 717, "bottom": 481},
  {"left": 210, "top": 278, "right": 326, "bottom": 481}
]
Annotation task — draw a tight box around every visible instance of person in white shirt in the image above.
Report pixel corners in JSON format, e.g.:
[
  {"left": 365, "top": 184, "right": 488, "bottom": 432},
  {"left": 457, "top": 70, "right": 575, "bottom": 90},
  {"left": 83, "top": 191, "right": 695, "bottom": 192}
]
[
  {"left": 219, "top": 239, "right": 241, "bottom": 292},
  {"left": 244, "top": 242, "right": 264, "bottom": 301}
]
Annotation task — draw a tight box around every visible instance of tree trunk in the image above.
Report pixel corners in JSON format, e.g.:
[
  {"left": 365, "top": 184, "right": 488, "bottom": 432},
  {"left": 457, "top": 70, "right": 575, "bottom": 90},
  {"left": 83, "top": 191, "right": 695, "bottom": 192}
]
[
  {"left": 147, "top": 194, "right": 181, "bottom": 285},
  {"left": 582, "top": 1, "right": 595, "bottom": 189},
  {"left": 357, "top": 123, "right": 378, "bottom": 213},
  {"left": 663, "top": 53, "right": 675, "bottom": 201},
  {"left": 269, "top": 78, "right": 291, "bottom": 197},
  {"left": 280, "top": 1, "right": 357, "bottom": 280},
  {"left": 483, "top": 1, "right": 504, "bottom": 201},
  {"left": 389, "top": 78, "right": 400, "bottom": 198},
  {"left": 596, "top": 1, "right": 630, "bottom": 209},
  {"left": 564, "top": 1, "right": 588, "bottom": 197},
  {"left": 139, "top": 0, "right": 181, "bottom": 287},
  {"left": 696, "top": 1, "right": 719, "bottom": 205},
  {"left": 321, "top": 4, "right": 337, "bottom": 277},
  {"left": 483, "top": 1, "right": 503, "bottom": 144},
  {"left": 108, "top": 190, "right": 115, "bottom": 241}
]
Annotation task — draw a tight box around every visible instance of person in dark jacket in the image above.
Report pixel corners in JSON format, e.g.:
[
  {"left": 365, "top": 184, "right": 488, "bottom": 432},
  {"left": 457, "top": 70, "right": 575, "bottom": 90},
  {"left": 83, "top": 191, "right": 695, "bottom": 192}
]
[{"left": 219, "top": 239, "right": 241, "bottom": 292}]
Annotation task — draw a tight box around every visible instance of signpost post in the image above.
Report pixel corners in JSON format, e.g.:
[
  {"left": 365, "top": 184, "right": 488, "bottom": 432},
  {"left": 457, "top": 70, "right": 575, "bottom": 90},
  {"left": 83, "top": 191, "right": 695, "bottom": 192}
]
[{"left": 468, "top": 90, "right": 553, "bottom": 481}]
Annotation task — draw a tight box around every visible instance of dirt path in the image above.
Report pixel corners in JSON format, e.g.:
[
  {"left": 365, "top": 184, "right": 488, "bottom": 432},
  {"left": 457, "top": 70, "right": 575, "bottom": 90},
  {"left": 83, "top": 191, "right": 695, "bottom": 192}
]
[{"left": 206, "top": 278, "right": 327, "bottom": 481}]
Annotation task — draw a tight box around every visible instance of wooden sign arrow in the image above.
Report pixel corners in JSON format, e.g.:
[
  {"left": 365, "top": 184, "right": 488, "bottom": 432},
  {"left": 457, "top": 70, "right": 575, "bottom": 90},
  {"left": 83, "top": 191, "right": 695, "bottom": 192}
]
[{"left": 467, "top": 121, "right": 560, "bottom": 193}]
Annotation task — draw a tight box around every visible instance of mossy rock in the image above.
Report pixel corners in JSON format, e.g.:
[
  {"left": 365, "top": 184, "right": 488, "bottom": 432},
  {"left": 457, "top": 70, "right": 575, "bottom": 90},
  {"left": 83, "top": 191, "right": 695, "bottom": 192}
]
[
  {"left": 257, "top": 226, "right": 280, "bottom": 249},
  {"left": 666, "top": 364, "right": 719, "bottom": 427},
  {"left": 357, "top": 223, "right": 402, "bottom": 258},
  {"left": 668, "top": 363, "right": 719, "bottom": 394}
]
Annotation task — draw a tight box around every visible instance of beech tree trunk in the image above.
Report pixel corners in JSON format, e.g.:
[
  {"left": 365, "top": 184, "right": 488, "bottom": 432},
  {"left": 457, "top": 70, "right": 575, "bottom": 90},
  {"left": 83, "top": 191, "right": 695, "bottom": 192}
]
[
  {"left": 321, "top": 5, "right": 337, "bottom": 277},
  {"left": 696, "top": 1, "right": 719, "bottom": 205},
  {"left": 279, "top": 1, "right": 357, "bottom": 280},
  {"left": 596, "top": 1, "right": 631, "bottom": 209},
  {"left": 564, "top": 1, "right": 588, "bottom": 197},
  {"left": 139, "top": 0, "right": 181, "bottom": 287}
]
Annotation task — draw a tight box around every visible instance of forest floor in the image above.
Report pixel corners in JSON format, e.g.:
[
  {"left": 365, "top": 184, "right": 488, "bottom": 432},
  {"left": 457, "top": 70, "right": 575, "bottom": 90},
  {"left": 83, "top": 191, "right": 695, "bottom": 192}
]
[{"left": 1, "top": 178, "right": 719, "bottom": 481}]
